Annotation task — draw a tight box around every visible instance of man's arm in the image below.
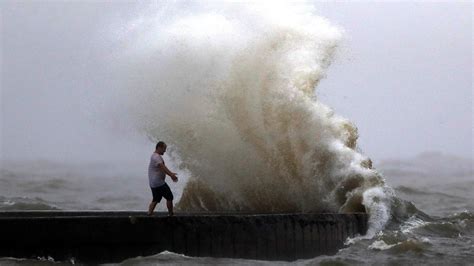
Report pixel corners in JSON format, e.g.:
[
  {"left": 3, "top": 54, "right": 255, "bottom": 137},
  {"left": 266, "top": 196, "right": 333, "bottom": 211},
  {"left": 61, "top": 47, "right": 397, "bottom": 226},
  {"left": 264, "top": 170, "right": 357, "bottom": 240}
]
[{"left": 158, "top": 163, "right": 178, "bottom": 182}]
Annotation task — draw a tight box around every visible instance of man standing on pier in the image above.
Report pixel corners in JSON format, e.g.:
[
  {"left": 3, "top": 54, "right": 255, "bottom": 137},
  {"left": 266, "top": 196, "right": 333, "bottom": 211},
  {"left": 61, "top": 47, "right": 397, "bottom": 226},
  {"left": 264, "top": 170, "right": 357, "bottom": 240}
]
[{"left": 148, "top": 141, "right": 178, "bottom": 216}]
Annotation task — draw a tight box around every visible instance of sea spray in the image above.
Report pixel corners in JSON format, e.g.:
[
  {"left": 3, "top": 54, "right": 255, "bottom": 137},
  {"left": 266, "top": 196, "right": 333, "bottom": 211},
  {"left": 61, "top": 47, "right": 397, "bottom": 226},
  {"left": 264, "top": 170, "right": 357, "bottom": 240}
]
[{"left": 113, "top": 2, "right": 390, "bottom": 227}]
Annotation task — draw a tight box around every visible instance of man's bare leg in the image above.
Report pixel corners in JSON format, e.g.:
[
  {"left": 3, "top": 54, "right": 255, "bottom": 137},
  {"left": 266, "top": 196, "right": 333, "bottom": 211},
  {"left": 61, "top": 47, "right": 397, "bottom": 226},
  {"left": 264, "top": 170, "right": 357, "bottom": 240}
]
[
  {"left": 148, "top": 201, "right": 158, "bottom": 216},
  {"left": 166, "top": 200, "right": 174, "bottom": 216}
]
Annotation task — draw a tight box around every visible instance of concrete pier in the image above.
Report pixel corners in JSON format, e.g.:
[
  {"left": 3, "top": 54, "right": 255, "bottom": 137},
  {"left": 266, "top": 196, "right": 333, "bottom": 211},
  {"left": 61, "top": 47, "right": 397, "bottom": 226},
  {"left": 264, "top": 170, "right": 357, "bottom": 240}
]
[{"left": 0, "top": 211, "right": 368, "bottom": 263}]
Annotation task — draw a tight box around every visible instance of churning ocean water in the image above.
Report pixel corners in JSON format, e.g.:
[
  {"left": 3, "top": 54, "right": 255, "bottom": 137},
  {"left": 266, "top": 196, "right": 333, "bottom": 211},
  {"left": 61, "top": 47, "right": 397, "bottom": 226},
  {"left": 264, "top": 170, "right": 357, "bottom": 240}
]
[
  {"left": 0, "top": 153, "right": 472, "bottom": 265},
  {"left": 1, "top": 2, "right": 472, "bottom": 266}
]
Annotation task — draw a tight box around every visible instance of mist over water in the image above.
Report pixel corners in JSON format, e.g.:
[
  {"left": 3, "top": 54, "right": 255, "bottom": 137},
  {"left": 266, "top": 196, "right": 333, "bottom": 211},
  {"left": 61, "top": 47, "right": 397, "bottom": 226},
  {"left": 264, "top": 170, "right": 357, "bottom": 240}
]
[{"left": 111, "top": 2, "right": 392, "bottom": 234}]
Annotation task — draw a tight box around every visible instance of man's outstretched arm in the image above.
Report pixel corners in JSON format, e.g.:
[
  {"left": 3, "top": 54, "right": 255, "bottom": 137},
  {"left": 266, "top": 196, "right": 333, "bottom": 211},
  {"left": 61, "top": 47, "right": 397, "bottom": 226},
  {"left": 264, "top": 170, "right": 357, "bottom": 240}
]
[{"left": 158, "top": 163, "right": 178, "bottom": 182}]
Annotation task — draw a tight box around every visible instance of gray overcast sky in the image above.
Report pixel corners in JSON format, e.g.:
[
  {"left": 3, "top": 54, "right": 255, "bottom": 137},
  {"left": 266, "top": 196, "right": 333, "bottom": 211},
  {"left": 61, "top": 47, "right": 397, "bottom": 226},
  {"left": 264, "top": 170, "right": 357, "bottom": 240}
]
[
  {"left": 314, "top": 2, "right": 472, "bottom": 161},
  {"left": 1, "top": 1, "right": 472, "bottom": 163}
]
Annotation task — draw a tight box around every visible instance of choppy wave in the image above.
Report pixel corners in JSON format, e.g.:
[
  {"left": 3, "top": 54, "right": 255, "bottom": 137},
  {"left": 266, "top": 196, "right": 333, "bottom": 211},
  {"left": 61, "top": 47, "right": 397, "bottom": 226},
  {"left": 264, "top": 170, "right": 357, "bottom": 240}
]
[
  {"left": 119, "top": 251, "right": 285, "bottom": 266},
  {"left": 0, "top": 196, "right": 59, "bottom": 211},
  {"left": 367, "top": 210, "right": 473, "bottom": 253}
]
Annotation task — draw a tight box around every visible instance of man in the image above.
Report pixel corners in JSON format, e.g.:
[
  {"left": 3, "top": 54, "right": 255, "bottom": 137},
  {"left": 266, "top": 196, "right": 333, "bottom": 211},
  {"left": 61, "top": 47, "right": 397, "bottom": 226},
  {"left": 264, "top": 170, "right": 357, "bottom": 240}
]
[{"left": 148, "top": 141, "right": 178, "bottom": 216}]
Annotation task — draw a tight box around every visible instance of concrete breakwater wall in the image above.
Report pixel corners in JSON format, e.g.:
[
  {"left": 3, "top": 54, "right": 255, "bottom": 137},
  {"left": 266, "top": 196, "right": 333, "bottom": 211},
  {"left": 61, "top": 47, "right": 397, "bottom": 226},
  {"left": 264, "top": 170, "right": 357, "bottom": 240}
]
[{"left": 0, "top": 211, "right": 368, "bottom": 263}]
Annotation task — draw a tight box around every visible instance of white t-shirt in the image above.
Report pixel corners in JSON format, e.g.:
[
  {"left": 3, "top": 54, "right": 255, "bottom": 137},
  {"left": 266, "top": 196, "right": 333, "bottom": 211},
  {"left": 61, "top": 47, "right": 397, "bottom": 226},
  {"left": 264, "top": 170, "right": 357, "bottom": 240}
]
[{"left": 148, "top": 153, "right": 166, "bottom": 188}]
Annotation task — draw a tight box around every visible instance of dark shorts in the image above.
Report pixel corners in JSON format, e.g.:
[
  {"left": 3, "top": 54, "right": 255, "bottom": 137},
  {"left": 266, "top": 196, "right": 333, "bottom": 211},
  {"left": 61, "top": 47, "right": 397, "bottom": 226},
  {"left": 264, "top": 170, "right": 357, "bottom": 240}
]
[{"left": 151, "top": 183, "right": 174, "bottom": 202}]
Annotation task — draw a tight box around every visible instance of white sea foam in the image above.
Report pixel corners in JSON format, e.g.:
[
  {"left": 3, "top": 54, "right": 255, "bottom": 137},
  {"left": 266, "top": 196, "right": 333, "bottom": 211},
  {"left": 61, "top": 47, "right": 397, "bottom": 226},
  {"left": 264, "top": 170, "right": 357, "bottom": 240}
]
[
  {"left": 362, "top": 187, "right": 394, "bottom": 238},
  {"left": 400, "top": 216, "right": 427, "bottom": 234},
  {"left": 368, "top": 240, "right": 396, "bottom": 251}
]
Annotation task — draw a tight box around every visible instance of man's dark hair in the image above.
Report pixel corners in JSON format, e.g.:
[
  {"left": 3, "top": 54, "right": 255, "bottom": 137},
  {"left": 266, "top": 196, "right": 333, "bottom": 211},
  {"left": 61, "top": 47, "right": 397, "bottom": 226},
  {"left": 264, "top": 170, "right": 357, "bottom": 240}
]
[{"left": 156, "top": 141, "right": 166, "bottom": 150}]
